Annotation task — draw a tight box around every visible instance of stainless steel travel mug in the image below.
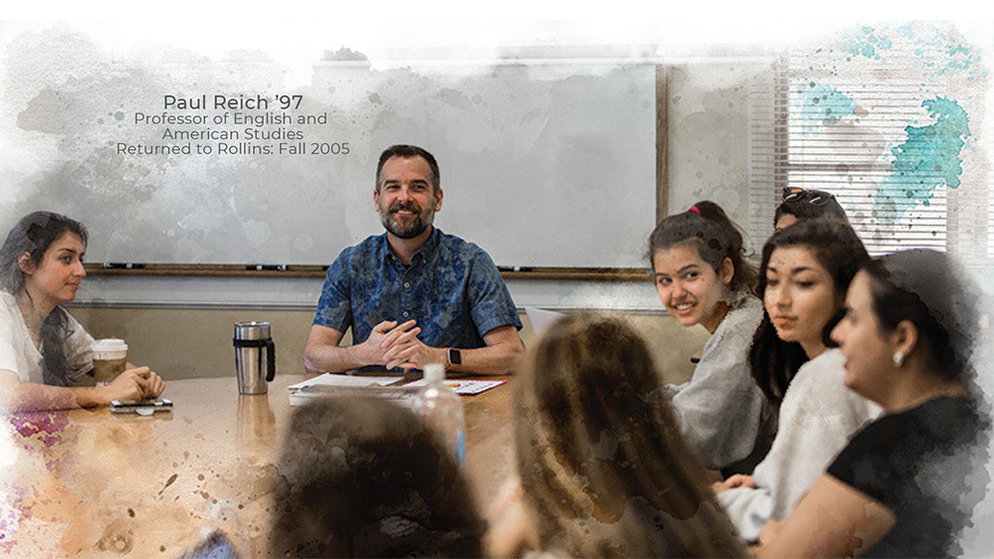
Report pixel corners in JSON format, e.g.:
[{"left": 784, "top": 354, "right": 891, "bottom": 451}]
[{"left": 233, "top": 321, "right": 276, "bottom": 395}]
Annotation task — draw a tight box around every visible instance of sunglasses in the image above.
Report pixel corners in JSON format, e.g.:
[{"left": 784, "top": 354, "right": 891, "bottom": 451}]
[{"left": 782, "top": 187, "right": 836, "bottom": 206}]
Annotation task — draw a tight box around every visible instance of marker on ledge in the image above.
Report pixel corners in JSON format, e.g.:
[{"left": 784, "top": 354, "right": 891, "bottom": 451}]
[
  {"left": 498, "top": 266, "right": 533, "bottom": 272},
  {"left": 103, "top": 262, "right": 144, "bottom": 269},
  {"left": 246, "top": 264, "right": 287, "bottom": 271}
]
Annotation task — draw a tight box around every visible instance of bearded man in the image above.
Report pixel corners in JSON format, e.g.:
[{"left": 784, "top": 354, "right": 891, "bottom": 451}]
[{"left": 305, "top": 145, "right": 523, "bottom": 376}]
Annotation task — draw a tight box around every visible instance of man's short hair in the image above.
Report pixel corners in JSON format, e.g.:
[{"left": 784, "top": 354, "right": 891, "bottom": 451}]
[{"left": 375, "top": 144, "right": 440, "bottom": 192}]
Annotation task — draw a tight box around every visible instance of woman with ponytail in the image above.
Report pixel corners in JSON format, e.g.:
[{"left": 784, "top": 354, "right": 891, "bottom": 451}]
[{"left": 647, "top": 200, "right": 773, "bottom": 474}]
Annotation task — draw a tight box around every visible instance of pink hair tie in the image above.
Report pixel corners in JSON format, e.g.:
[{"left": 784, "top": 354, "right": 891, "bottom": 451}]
[{"left": 688, "top": 205, "right": 701, "bottom": 215}]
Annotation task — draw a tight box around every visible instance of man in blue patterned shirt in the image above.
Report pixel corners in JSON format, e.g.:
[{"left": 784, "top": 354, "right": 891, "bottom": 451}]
[{"left": 305, "top": 145, "right": 523, "bottom": 375}]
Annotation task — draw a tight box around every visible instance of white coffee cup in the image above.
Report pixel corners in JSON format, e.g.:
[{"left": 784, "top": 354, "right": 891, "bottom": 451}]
[{"left": 92, "top": 339, "right": 128, "bottom": 386}]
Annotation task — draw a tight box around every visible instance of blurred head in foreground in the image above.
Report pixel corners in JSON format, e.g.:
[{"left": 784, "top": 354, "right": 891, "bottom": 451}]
[
  {"left": 270, "top": 395, "right": 483, "bottom": 558},
  {"left": 514, "top": 312, "right": 747, "bottom": 558}
]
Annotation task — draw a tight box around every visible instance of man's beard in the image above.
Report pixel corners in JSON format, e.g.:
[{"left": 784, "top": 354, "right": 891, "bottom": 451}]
[{"left": 379, "top": 201, "right": 434, "bottom": 239}]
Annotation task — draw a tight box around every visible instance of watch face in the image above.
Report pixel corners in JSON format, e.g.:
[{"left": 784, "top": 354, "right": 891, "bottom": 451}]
[{"left": 448, "top": 348, "right": 462, "bottom": 365}]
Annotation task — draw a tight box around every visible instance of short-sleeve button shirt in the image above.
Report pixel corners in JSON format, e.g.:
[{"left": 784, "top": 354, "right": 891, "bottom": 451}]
[{"left": 313, "top": 228, "right": 521, "bottom": 353}]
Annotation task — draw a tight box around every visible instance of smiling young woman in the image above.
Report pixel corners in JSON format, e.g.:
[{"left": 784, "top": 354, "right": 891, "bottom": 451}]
[
  {"left": 0, "top": 211, "right": 165, "bottom": 412},
  {"left": 646, "top": 200, "right": 773, "bottom": 474}
]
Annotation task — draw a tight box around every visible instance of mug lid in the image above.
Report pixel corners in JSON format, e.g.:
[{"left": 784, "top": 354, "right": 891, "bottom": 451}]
[{"left": 234, "top": 321, "right": 271, "bottom": 339}]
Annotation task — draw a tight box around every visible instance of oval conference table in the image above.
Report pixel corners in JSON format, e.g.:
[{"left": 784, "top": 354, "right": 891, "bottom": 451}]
[{"left": 1, "top": 374, "right": 515, "bottom": 558}]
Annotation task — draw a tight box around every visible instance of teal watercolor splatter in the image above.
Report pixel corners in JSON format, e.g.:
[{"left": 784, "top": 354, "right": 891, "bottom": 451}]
[
  {"left": 838, "top": 26, "right": 893, "bottom": 60},
  {"left": 874, "top": 96, "right": 970, "bottom": 222},
  {"left": 896, "top": 22, "right": 985, "bottom": 79},
  {"left": 796, "top": 80, "right": 857, "bottom": 131}
]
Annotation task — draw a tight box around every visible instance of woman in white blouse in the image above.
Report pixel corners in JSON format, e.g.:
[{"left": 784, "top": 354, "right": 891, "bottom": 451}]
[{"left": 0, "top": 211, "right": 163, "bottom": 412}]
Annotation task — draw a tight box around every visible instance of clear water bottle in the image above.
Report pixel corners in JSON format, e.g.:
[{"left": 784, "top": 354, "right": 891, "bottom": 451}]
[{"left": 412, "top": 363, "right": 466, "bottom": 465}]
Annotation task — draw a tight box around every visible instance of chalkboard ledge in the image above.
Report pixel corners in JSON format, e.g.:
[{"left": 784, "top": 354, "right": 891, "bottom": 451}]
[{"left": 84, "top": 264, "right": 651, "bottom": 282}]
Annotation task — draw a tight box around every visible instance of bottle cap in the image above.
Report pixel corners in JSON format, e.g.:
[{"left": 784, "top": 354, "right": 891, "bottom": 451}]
[{"left": 424, "top": 363, "right": 445, "bottom": 384}]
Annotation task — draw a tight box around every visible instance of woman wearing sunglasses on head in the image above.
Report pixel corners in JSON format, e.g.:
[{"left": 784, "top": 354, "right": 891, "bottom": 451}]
[
  {"left": 775, "top": 187, "right": 849, "bottom": 231},
  {"left": 753, "top": 249, "right": 990, "bottom": 558}
]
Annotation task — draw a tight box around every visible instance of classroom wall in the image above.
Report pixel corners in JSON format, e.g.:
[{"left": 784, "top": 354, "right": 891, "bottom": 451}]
[
  {"left": 666, "top": 62, "right": 760, "bottom": 239},
  {"left": 68, "top": 307, "right": 710, "bottom": 386},
  {"left": 61, "top": 59, "right": 758, "bottom": 385}
]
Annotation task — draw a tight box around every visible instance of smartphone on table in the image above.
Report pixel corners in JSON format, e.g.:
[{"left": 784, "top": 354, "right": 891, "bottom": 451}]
[{"left": 110, "top": 399, "right": 173, "bottom": 416}]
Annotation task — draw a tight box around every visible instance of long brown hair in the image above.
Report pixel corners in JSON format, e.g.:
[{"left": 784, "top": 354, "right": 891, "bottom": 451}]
[
  {"left": 515, "top": 313, "right": 747, "bottom": 558},
  {"left": 1, "top": 211, "right": 88, "bottom": 386}
]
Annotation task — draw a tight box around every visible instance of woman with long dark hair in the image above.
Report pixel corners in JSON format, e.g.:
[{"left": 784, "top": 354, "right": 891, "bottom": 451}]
[
  {"left": 754, "top": 249, "right": 990, "bottom": 557},
  {"left": 270, "top": 395, "right": 484, "bottom": 557},
  {"left": 715, "top": 218, "right": 881, "bottom": 541},
  {"left": 0, "top": 211, "right": 164, "bottom": 412}
]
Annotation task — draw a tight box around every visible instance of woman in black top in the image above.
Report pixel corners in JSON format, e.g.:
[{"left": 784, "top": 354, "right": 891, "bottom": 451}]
[{"left": 753, "top": 249, "right": 990, "bottom": 558}]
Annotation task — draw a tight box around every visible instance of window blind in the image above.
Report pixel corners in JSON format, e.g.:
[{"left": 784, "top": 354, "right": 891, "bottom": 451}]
[{"left": 749, "top": 27, "right": 989, "bottom": 262}]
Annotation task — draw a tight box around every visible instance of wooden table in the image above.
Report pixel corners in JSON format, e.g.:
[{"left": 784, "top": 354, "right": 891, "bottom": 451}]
[{"left": 0, "top": 374, "right": 515, "bottom": 558}]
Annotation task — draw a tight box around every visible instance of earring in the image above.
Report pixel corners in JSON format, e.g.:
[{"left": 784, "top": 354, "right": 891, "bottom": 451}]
[{"left": 892, "top": 351, "right": 905, "bottom": 368}]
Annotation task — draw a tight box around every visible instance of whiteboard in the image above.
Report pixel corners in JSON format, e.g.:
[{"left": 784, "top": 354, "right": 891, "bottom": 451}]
[{"left": 1, "top": 26, "right": 656, "bottom": 268}]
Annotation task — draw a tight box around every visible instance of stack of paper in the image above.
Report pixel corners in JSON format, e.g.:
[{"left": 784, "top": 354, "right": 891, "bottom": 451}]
[
  {"left": 287, "top": 373, "right": 402, "bottom": 391},
  {"left": 288, "top": 373, "right": 408, "bottom": 407},
  {"left": 288, "top": 373, "right": 508, "bottom": 406}
]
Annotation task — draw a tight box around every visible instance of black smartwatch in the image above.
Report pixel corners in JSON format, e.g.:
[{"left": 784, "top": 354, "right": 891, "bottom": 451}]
[{"left": 446, "top": 347, "right": 462, "bottom": 368}]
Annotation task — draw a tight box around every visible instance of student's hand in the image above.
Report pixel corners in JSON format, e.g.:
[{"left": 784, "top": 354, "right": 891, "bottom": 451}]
[
  {"left": 137, "top": 367, "right": 165, "bottom": 399},
  {"left": 102, "top": 367, "right": 164, "bottom": 403},
  {"left": 485, "top": 478, "right": 535, "bottom": 559},
  {"left": 712, "top": 474, "right": 757, "bottom": 493}
]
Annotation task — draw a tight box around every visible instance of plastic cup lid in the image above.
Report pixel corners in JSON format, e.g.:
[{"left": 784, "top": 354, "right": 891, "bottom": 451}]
[{"left": 92, "top": 338, "right": 128, "bottom": 353}]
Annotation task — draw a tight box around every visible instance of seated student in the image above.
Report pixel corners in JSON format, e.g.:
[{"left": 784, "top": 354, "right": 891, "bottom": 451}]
[
  {"left": 647, "top": 200, "right": 773, "bottom": 473},
  {"left": 715, "top": 219, "right": 881, "bottom": 541},
  {"left": 304, "top": 144, "right": 523, "bottom": 376},
  {"left": 754, "top": 249, "right": 990, "bottom": 558},
  {"left": 0, "top": 212, "right": 164, "bottom": 412},
  {"left": 269, "top": 395, "right": 484, "bottom": 558},
  {"left": 775, "top": 187, "right": 849, "bottom": 231},
  {"left": 487, "top": 313, "right": 747, "bottom": 558}
]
